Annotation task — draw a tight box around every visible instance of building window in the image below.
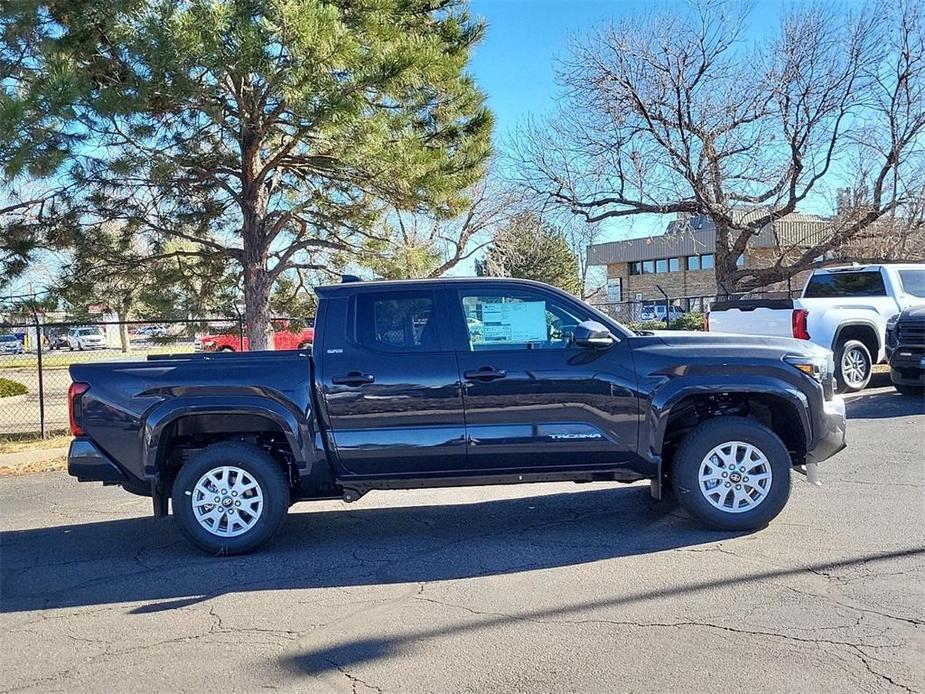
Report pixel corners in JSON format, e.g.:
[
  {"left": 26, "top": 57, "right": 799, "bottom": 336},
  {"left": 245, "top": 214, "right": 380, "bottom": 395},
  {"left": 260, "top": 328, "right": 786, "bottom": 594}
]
[
  {"left": 655, "top": 258, "right": 668, "bottom": 273},
  {"left": 642, "top": 260, "right": 654, "bottom": 274},
  {"left": 701, "top": 254, "right": 714, "bottom": 270},
  {"left": 629, "top": 262, "right": 642, "bottom": 276},
  {"left": 668, "top": 257, "right": 680, "bottom": 272},
  {"left": 686, "top": 255, "right": 700, "bottom": 271}
]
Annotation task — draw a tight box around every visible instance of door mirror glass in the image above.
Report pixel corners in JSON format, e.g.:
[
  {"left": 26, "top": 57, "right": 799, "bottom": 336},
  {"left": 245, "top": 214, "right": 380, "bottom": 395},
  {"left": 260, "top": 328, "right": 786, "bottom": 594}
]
[{"left": 573, "top": 320, "right": 614, "bottom": 349}]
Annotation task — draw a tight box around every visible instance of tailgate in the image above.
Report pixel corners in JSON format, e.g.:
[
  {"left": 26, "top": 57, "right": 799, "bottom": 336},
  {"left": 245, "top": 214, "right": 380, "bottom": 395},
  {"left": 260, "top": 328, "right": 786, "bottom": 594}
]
[{"left": 708, "top": 299, "right": 795, "bottom": 337}]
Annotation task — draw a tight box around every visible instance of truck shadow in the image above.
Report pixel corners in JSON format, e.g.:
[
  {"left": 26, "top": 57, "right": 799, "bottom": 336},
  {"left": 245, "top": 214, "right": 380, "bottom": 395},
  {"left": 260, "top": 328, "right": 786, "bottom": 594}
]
[
  {"left": 2, "top": 485, "right": 736, "bottom": 614},
  {"left": 845, "top": 388, "right": 925, "bottom": 419}
]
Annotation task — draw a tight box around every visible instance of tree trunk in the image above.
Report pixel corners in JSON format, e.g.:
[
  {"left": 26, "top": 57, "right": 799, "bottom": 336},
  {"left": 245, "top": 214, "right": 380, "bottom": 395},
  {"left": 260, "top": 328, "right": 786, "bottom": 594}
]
[
  {"left": 244, "top": 264, "right": 273, "bottom": 351},
  {"left": 119, "top": 320, "right": 131, "bottom": 353}
]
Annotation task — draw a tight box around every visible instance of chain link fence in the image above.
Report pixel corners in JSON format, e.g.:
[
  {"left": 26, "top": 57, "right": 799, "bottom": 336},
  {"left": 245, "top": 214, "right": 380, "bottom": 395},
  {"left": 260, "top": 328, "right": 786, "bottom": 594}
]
[
  {"left": 590, "top": 288, "right": 801, "bottom": 326},
  {"left": 0, "top": 317, "right": 313, "bottom": 437}
]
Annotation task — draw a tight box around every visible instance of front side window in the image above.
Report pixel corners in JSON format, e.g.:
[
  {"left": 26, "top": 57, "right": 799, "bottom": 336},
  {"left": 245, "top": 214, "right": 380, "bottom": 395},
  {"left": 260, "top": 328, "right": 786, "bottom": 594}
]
[
  {"left": 355, "top": 290, "right": 438, "bottom": 352},
  {"left": 804, "top": 271, "right": 887, "bottom": 298},
  {"left": 898, "top": 270, "right": 925, "bottom": 298},
  {"left": 460, "top": 291, "right": 591, "bottom": 351}
]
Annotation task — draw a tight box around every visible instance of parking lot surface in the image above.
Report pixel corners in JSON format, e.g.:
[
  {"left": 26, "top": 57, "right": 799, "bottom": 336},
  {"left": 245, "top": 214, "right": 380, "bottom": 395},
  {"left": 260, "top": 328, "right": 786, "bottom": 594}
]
[{"left": 1, "top": 387, "right": 923, "bottom": 693}]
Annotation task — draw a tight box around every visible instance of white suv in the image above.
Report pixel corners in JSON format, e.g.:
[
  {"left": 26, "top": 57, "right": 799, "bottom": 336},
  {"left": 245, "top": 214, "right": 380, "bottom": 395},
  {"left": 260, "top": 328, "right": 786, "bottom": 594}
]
[{"left": 67, "top": 327, "right": 107, "bottom": 351}]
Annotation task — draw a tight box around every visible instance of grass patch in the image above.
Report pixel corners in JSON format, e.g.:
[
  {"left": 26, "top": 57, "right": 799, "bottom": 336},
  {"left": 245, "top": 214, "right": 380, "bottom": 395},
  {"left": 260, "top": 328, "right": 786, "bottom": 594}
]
[
  {"left": 0, "top": 434, "right": 72, "bottom": 455},
  {"left": 0, "top": 377, "right": 28, "bottom": 397},
  {"left": 0, "top": 456, "right": 67, "bottom": 476},
  {"left": 0, "top": 343, "right": 195, "bottom": 370}
]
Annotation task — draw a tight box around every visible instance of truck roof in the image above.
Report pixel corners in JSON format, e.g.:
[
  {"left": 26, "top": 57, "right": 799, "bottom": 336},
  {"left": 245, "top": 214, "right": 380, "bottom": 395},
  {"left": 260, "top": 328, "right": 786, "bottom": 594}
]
[
  {"left": 812, "top": 263, "right": 925, "bottom": 274},
  {"left": 315, "top": 276, "right": 563, "bottom": 297}
]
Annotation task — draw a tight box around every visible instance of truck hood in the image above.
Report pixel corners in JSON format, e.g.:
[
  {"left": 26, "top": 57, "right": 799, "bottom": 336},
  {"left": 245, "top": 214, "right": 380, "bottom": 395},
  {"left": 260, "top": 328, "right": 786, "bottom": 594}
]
[
  {"left": 897, "top": 303, "right": 925, "bottom": 321},
  {"left": 644, "top": 330, "right": 832, "bottom": 360}
]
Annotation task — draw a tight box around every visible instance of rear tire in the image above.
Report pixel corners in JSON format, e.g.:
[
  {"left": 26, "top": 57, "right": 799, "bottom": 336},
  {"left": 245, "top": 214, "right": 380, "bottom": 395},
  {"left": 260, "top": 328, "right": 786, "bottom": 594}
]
[
  {"left": 171, "top": 442, "right": 290, "bottom": 555},
  {"left": 835, "top": 339, "right": 871, "bottom": 393},
  {"left": 671, "top": 416, "right": 791, "bottom": 531}
]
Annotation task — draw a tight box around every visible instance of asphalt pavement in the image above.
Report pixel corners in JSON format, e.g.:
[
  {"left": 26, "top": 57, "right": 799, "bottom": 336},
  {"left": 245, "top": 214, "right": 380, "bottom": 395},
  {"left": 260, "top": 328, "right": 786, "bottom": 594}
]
[{"left": 1, "top": 386, "right": 923, "bottom": 693}]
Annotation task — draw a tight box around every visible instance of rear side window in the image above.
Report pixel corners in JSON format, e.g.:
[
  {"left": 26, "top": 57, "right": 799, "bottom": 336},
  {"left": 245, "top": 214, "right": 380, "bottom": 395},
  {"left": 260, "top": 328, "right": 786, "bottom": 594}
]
[
  {"left": 355, "top": 291, "right": 439, "bottom": 352},
  {"left": 898, "top": 270, "right": 925, "bottom": 298},
  {"left": 804, "top": 271, "right": 886, "bottom": 298}
]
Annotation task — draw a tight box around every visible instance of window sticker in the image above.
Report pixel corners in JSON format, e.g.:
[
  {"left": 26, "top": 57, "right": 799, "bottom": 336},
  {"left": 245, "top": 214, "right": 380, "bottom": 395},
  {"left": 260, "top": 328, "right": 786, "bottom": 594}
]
[{"left": 479, "top": 301, "right": 547, "bottom": 344}]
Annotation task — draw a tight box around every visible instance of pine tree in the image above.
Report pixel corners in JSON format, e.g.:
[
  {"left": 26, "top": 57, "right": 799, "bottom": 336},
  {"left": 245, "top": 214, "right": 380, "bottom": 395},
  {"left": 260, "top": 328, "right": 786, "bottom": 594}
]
[
  {"left": 476, "top": 212, "right": 581, "bottom": 294},
  {"left": 2, "top": 0, "right": 492, "bottom": 347}
]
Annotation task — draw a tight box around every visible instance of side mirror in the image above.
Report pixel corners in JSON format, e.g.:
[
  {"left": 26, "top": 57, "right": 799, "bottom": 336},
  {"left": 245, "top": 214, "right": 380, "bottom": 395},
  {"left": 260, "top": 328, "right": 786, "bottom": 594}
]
[{"left": 573, "top": 320, "right": 614, "bottom": 349}]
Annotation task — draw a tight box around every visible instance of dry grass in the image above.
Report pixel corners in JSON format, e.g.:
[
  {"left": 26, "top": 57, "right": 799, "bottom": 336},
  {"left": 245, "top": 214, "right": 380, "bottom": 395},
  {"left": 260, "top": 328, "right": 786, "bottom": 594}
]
[
  {"left": 0, "top": 456, "right": 67, "bottom": 476},
  {"left": 0, "top": 434, "right": 72, "bottom": 455}
]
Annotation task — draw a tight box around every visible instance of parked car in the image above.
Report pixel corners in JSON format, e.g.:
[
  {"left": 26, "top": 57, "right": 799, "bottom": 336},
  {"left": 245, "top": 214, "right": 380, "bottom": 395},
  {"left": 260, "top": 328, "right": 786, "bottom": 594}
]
[
  {"left": 707, "top": 264, "right": 925, "bottom": 392},
  {"left": 135, "top": 324, "right": 168, "bottom": 338},
  {"left": 68, "top": 277, "right": 847, "bottom": 555},
  {"left": 66, "top": 326, "right": 107, "bottom": 351},
  {"left": 194, "top": 322, "right": 314, "bottom": 352},
  {"left": 48, "top": 329, "right": 70, "bottom": 350},
  {"left": 0, "top": 334, "right": 24, "bottom": 354},
  {"left": 886, "top": 304, "right": 925, "bottom": 396},
  {"left": 640, "top": 303, "right": 686, "bottom": 322}
]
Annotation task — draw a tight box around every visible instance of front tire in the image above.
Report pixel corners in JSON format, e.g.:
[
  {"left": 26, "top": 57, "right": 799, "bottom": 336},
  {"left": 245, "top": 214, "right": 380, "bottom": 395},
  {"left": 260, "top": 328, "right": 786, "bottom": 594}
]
[
  {"left": 835, "top": 339, "right": 872, "bottom": 393},
  {"left": 171, "top": 442, "right": 290, "bottom": 555},
  {"left": 671, "top": 416, "right": 791, "bottom": 531}
]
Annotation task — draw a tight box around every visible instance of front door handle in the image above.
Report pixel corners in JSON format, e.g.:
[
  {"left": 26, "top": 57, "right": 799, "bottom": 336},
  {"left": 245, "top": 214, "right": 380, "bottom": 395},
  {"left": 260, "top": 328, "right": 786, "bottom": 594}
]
[
  {"left": 332, "top": 371, "right": 375, "bottom": 386},
  {"left": 464, "top": 366, "right": 507, "bottom": 382}
]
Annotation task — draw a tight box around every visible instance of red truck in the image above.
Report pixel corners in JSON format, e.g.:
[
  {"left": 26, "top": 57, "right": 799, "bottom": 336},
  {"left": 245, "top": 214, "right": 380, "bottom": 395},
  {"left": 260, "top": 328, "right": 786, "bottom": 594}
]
[{"left": 195, "top": 323, "right": 314, "bottom": 352}]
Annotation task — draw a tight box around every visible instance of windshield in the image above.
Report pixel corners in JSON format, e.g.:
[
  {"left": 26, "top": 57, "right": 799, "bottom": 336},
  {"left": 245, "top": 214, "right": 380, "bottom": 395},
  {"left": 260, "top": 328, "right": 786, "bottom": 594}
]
[
  {"left": 898, "top": 269, "right": 925, "bottom": 298},
  {"left": 804, "top": 271, "right": 886, "bottom": 298},
  {"left": 0, "top": 335, "right": 17, "bottom": 342},
  {"left": 78, "top": 328, "right": 102, "bottom": 336}
]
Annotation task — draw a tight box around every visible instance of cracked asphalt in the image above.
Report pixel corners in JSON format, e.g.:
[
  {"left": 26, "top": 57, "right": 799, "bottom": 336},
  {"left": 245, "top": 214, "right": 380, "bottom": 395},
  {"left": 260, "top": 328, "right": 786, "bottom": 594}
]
[{"left": 1, "top": 385, "right": 923, "bottom": 693}]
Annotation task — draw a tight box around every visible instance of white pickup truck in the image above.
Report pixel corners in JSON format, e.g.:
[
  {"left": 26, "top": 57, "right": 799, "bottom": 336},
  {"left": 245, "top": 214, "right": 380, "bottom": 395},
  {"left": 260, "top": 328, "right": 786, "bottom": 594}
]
[{"left": 708, "top": 264, "right": 925, "bottom": 392}]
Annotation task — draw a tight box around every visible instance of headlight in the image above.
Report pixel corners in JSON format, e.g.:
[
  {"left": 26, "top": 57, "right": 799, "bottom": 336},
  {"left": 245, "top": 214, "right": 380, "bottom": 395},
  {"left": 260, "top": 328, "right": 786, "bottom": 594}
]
[
  {"left": 886, "top": 313, "right": 900, "bottom": 333},
  {"left": 784, "top": 354, "right": 830, "bottom": 383}
]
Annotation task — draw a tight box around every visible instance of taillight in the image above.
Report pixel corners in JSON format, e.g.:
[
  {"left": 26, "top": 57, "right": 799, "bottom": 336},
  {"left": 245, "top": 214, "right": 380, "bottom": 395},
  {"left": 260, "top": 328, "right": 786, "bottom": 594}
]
[
  {"left": 792, "top": 309, "right": 810, "bottom": 340},
  {"left": 68, "top": 382, "right": 90, "bottom": 436}
]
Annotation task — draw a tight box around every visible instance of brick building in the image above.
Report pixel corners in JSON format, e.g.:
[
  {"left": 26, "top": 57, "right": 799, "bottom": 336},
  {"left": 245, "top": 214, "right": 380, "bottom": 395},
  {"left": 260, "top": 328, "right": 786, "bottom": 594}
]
[{"left": 588, "top": 212, "right": 862, "bottom": 314}]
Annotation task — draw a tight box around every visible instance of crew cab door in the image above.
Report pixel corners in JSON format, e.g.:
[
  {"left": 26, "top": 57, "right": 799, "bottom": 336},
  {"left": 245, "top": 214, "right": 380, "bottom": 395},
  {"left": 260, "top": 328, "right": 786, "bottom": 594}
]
[
  {"left": 451, "top": 284, "right": 638, "bottom": 473},
  {"left": 317, "top": 287, "right": 467, "bottom": 476}
]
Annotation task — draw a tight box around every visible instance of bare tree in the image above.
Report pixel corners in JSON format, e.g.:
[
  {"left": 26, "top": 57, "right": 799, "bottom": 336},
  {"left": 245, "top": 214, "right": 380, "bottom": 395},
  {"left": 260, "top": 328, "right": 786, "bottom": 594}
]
[
  {"left": 513, "top": 0, "right": 925, "bottom": 292},
  {"left": 362, "top": 176, "right": 520, "bottom": 280}
]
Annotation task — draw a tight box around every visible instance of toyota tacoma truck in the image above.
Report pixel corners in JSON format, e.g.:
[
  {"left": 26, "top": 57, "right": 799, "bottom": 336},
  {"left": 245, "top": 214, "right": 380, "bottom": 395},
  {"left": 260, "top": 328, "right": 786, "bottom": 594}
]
[
  {"left": 708, "top": 264, "right": 925, "bottom": 392},
  {"left": 886, "top": 304, "right": 925, "bottom": 396},
  {"left": 68, "top": 277, "right": 847, "bottom": 554}
]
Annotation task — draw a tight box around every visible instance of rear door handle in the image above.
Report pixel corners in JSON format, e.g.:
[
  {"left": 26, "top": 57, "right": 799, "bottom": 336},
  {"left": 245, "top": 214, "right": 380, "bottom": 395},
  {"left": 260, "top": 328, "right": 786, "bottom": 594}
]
[
  {"left": 332, "top": 371, "right": 375, "bottom": 386},
  {"left": 464, "top": 367, "right": 507, "bottom": 382}
]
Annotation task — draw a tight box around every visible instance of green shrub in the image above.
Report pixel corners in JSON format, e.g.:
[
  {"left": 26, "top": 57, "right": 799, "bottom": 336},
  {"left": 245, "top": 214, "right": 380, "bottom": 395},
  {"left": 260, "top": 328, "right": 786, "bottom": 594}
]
[
  {"left": 671, "top": 312, "right": 706, "bottom": 331},
  {"left": 627, "top": 320, "right": 672, "bottom": 332},
  {"left": 627, "top": 312, "right": 706, "bottom": 332},
  {"left": 0, "top": 378, "right": 28, "bottom": 398}
]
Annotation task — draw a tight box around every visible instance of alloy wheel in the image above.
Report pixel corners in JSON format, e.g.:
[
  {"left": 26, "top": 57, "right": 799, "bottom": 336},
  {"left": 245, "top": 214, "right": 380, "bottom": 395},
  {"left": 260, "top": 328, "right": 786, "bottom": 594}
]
[
  {"left": 697, "top": 441, "right": 773, "bottom": 514},
  {"left": 191, "top": 465, "right": 264, "bottom": 537}
]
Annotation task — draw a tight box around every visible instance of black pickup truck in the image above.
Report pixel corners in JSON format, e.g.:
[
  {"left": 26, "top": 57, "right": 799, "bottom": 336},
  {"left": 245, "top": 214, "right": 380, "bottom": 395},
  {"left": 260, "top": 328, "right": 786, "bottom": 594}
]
[{"left": 68, "top": 277, "right": 847, "bottom": 554}]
